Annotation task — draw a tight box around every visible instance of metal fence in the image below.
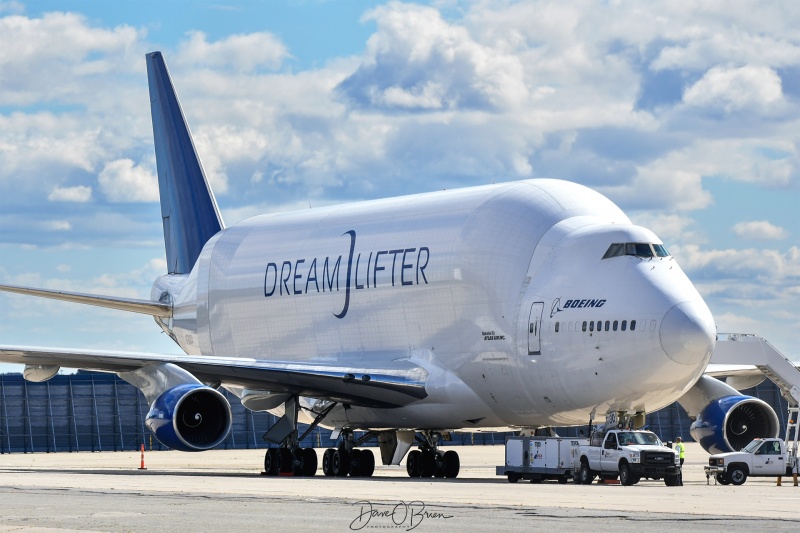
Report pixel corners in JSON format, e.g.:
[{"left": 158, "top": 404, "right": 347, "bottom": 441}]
[{"left": 0, "top": 371, "right": 790, "bottom": 453}]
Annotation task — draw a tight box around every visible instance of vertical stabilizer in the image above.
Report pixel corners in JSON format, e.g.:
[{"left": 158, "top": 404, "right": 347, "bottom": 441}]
[{"left": 147, "top": 52, "right": 224, "bottom": 274}]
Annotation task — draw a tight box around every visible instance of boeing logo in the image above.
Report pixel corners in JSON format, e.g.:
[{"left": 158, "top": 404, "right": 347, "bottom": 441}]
[
  {"left": 263, "top": 230, "right": 430, "bottom": 319},
  {"left": 551, "top": 297, "right": 608, "bottom": 317}
]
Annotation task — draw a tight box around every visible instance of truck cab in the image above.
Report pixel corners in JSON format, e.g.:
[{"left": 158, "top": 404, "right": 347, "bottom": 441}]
[{"left": 705, "top": 438, "right": 794, "bottom": 485}]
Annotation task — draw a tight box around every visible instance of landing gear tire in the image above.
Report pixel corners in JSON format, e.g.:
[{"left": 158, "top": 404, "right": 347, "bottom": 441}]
[
  {"left": 443, "top": 450, "right": 460, "bottom": 478},
  {"left": 406, "top": 450, "right": 421, "bottom": 477},
  {"left": 434, "top": 451, "right": 446, "bottom": 478},
  {"left": 332, "top": 449, "right": 350, "bottom": 477},
  {"left": 418, "top": 451, "right": 436, "bottom": 477},
  {"left": 715, "top": 472, "right": 731, "bottom": 485},
  {"left": 276, "top": 448, "right": 293, "bottom": 474},
  {"left": 300, "top": 448, "right": 318, "bottom": 476},
  {"left": 358, "top": 449, "right": 375, "bottom": 477},
  {"left": 729, "top": 466, "right": 747, "bottom": 486},
  {"left": 579, "top": 462, "right": 594, "bottom": 485},
  {"left": 264, "top": 448, "right": 278, "bottom": 476},
  {"left": 322, "top": 448, "right": 335, "bottom": 476},
  {"left": 349, "top": 449, "right": 363, "bottom": 476}
]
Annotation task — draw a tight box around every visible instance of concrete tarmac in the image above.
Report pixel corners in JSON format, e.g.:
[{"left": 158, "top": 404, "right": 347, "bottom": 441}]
[{"left": 1, "top": 443, "right": 797, "bottom": 532}]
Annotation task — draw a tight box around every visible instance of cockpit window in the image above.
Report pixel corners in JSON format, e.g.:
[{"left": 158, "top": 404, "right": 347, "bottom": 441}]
[
  {"left": 653, "top": 244, "right": 670, "bottom": 257},
  {"left": 603, "top": 243, "right": 670, "bottom": 259}
]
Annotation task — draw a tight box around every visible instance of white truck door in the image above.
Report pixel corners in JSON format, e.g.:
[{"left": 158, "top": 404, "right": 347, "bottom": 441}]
[
  {"left": 601, "top": 433, "right": 619, "bottom": 471},
  {"left": 753, "top": 440, "right": 785, "bottom": 475}
]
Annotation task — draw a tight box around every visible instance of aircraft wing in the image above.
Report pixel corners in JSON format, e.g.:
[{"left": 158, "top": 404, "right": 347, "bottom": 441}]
[{"left": 0, "top": 346, "right": 428, "bottom": 408}]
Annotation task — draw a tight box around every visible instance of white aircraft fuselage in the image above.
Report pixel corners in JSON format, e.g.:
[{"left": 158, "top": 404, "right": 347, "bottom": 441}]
[{"left": 154, "top": 178, "right": 716, "bottom": 431}]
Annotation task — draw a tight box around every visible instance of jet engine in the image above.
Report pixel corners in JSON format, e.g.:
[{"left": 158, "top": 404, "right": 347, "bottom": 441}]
[
  {"left": 689, "top": 395, "right": 780, "bottom": 454},
  {"left": 146, "top": 383, "right": 232, "bottom": 451}
]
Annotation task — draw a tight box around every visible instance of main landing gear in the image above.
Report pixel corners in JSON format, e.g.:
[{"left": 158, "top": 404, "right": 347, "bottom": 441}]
[
  {"left": 261, "top": 396, "right": 334, "bottom": 477},
  {"left": 406, "top": 431, "right": 460, "bottom": 478},
  {"left": 320, "top": 430, "right": 376, "bottom": 477}
]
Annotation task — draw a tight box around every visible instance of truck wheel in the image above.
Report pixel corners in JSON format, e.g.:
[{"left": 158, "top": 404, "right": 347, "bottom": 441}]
[
  {"left": 619, "top": 463, "right": 634, "bottom": 486},
  {"left": 715, "top": 472, "right": 731, "bottom": 485},
  {"left": 507, "top": 472, "right": 520, "bottom": 483},
  {"left": 664, "top": 475, "right": 679, "bottom": 486},
  {"left": 579, "top": 462, "right": 594, "bottom": 485},
  {"left": 729, "top": 466, "right": 747, "bottom": 485}
]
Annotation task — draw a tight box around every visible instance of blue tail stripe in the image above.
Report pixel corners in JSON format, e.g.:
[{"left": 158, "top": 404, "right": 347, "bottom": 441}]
[{"left": 147, "top": 52, "right": 223, "bottom": 274}]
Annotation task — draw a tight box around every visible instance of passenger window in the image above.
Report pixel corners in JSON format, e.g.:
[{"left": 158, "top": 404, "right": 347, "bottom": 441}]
[
  {"left": 621, "top": 320, "right": 627, "bottom": 331},
  {"left": 631, "top": 320, "right": 637, "bottom": 331},
  {"left": 613, "top": 320, "right": 618, "bottom": 331},
  {"left": 582, "top": 321, "right": 587, "bottom": 332},
  {"left": 589, "top": 321, "right": 594, "bottom": 332},
  {"left": 605, "top": 320, "right": 610, "bottom": 331},
  {"left": 650, "top": 320, "right": 656, "bottom": 331},
  {"left": 555, "top": 322, "right": 560, "bottom": 333}
]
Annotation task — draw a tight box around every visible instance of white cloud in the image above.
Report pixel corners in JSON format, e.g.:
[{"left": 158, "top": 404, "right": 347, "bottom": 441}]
[
  {"left": 678, "top": 245, "right": 800, "bottom": 282},
  {"left": 43, "top": 220, "right": 71, "bottom": 231},
  {"left": 683, "top": 65, "right": 784, "bottom": 113},
  {"left": 0, "top": 1, "right": 24, "bottom": 15},
  {"left": 733, "top": 220, "right": 790, "bottom": 240},
  {"left": 176, "top": 30, "right": 288, "bottom": 72},
  {"left": 628, "top": 213, "right": 707, "bottom": 246},
  {"left": 337, "top": 2, "right": 528, "bottom": 111},
  {"left": 0, "top": 12, "right": 143, "bottom": 106},
  {"left": 98, "top": 159, "right": 158, "bottom": 203},
  {"left": 48, "top": 185, "right": 92, "bottom": 203}
]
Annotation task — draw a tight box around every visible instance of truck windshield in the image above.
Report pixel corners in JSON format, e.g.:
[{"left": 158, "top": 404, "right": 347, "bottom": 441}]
[
  {"left": 742, "top": 440, "right": 762, "bottom": 453},
  {"left": 617, "top": 431, "right": 662, "bottom": 446}
]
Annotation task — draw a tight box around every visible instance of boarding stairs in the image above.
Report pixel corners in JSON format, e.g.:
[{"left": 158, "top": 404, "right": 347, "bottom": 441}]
[
  {"left": 713, "top": 334, "right": 800, "bottom": 476},
  {"left": 712, "top": 334, "right": 800, "bottom": 406}
]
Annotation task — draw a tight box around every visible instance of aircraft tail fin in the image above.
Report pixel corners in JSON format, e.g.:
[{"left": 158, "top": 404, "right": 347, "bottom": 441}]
[{"left": 146, "top": 51, "right": 224, "bottom": 275}]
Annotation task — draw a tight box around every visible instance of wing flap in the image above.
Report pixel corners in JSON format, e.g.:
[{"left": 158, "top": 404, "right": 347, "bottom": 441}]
[{"left": 0, "top": 346, "right": 428, "bottom": 408}]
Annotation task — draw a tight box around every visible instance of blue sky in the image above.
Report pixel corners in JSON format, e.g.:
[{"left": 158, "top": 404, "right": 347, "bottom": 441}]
[{"left": 1, "top": 0, "right": 798, "bottom": 372}]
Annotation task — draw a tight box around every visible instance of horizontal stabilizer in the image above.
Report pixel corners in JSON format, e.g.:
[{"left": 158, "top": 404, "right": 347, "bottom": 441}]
[
  {"left": 0, "top": 284, "right": 172, "bottom": 318},
  {"left": 0, "top": 346, "right": 428, "bottom": 408}
]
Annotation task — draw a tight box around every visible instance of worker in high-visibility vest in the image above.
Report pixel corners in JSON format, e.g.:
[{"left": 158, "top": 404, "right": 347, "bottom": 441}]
[{"left": 675, "top": 436, "right": 685, "bottom": 486}]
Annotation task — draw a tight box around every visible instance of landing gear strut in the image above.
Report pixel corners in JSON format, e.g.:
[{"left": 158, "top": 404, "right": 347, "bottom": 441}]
[
  {"left": 321, "top": 429, "right": 377, "bottom": 477},
  {"left": 406, "top": 431, "right": 460, "bottom": 479}
]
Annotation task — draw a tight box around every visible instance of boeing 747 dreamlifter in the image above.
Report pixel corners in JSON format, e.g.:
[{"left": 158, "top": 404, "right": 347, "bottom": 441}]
[{"left": 0, "top": 53, "right": 784, "bottom": 479}]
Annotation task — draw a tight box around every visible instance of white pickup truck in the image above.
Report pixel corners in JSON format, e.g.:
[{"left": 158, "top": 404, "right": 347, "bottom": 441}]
[
  {"left": 573, "top": 429, "right": 681, "bottom": 486},
  {"left": 705, "top": 438, "right": 798, "bottom": 485}
]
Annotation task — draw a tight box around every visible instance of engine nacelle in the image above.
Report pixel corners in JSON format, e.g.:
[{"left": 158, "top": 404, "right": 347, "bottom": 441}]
[
  {"left": 689, "top": 395, "right": 780, "bottom": 454},
  {"left": 146, "top": 384, "right": 232, "bottom": 451}
]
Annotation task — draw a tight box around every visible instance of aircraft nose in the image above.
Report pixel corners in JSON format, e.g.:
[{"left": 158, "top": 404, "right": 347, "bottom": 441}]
[{"left": 659, "top": 301, "right": 716, "bottom": 365}]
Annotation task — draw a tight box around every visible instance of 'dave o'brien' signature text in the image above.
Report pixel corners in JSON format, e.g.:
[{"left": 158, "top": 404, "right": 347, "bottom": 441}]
[{"left": 349, "top": 500, "right": 453, "bottom": 531}]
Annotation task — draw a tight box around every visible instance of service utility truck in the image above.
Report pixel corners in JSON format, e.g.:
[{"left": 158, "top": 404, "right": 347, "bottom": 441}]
[
  {"left": 497, "top": 436, "right": 588, "bottom": 483},
  {"left": 573, "top": 429, "right": 681, "bottom": 486},
  {"left": 704, "top": 437, "right": 799, "bottom": 485}
]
